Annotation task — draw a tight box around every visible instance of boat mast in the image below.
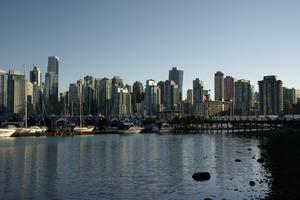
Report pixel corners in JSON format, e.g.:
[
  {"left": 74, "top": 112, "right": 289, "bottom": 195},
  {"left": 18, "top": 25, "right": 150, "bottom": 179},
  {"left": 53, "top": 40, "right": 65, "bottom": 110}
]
[
  {"left": 24, "top": 64, "right": 27, "bottom": 128},
  {"left": 79, "top": 84, "right": 82, "bottom": 127}
]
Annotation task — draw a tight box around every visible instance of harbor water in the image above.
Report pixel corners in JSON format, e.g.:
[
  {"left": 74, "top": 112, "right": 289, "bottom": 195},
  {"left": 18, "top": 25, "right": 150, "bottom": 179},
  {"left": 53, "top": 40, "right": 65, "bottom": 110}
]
[{"left": 0, "top": 133, "right": 271, "bottom": 199}]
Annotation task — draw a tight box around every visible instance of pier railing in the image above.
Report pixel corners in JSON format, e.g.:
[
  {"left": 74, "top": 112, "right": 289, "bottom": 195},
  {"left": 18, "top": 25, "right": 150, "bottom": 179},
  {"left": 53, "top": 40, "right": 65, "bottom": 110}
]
[{"left": 171, "top": 117, "right": 300, "bottom": 133}]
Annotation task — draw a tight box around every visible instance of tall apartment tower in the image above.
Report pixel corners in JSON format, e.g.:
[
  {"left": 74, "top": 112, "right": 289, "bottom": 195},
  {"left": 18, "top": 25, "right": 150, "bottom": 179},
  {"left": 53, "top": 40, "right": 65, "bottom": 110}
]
[
  {"left": 224, "top": 76, "right": 235, "bottom": 101},
  {"left": 45, "top": 56, "right": 59, "bottom": 114},
  {"left": 258, "top": 76, "right": 283, "bottom": 115},
  {"left": 214, "top": 71, "right": 224, "bottom": 101},
  {"left": 145, "top": 79, "right": 161, "bottom": 117},
  {"left": 7, "top": 70, "right": 25, "bottom": 114},
  {"left": 0, "top": 70, "right": 8, "bottom": 114},
  {"left": 132, "top": 81, "right": 144, "bottom": 115},
  {"left": 235, "top": 79, "right": 252, "bottom": 115},
  {"left": 193, "top": 78, "right": 204, "bottom": 115},
  {"left": 30, "top": 66, "right": 42, "bottom": 86},
  {"left": 169, "top": 67, "right": 183, "bottom": 101}
]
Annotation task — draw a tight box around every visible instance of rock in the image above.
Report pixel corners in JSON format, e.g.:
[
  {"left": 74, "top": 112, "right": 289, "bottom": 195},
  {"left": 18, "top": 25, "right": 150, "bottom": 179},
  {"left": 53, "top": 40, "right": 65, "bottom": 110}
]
[
  {"left": 249, "top": 181, "right": 255, "bottom": 186},
  {"left": 257, "top": 158, "right": 265, "bottom": 163},
  {"left": 192, "top": 172, "right": 211, "bottom": 181},
  {"left": 235, "top": 159, "right": 241, "bottom": 162}
]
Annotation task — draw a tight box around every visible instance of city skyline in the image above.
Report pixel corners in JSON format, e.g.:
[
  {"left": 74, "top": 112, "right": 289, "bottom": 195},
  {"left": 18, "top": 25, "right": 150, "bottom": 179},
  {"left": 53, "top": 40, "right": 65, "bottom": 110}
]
[{"left": 1, "top": 0, "right": 300, "bottom": 97}]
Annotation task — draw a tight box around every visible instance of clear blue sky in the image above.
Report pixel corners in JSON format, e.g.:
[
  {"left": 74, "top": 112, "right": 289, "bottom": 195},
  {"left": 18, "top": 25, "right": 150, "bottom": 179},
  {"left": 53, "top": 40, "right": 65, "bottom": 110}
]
[{"left": 1, "top": 0, "right": 300, "bottom": 98}]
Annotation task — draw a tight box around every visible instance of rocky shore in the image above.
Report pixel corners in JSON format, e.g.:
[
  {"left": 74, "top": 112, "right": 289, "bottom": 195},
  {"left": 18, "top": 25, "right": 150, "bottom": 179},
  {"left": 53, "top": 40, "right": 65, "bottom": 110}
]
[{"left": 263, "top": 127, "right": 300, "bottom": 199}]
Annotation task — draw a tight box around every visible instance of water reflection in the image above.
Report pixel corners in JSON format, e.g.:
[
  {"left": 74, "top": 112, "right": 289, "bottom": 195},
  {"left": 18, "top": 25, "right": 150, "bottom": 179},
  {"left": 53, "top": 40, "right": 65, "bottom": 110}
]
[{"left": 0, "top": 134, "right": 271, "bottom": 199}]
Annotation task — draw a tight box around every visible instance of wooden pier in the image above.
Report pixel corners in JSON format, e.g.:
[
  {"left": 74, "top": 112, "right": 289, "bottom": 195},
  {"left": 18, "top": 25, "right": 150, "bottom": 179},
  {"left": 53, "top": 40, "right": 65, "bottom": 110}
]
[{"left": 171, "top": 118, "right": 300, "bottom": 134}]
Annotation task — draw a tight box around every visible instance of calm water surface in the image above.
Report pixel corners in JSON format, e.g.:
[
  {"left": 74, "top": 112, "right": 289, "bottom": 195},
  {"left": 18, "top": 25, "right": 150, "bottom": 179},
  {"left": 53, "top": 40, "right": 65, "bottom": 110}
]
[{"left": 0, "top": 133, "right": 270, "bottom": 199}]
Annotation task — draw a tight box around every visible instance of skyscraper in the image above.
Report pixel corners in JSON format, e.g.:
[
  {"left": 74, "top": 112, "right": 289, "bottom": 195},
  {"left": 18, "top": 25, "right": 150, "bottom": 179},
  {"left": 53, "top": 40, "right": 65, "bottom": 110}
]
[
  {"left": 45, "top": 56, "right": 59, "bottom": 114},
  {"left": 224, "top": 76, "right": 235, "bottom": 101},
  {"left": 164, "top": 80, "right": 179, "bottom": 111},
  {"left": 0, "top": 70, "right": 8, "bottom": 114},
  {"left": 96, "top": 78, "right": 112, "bottom": 117},
  {"left": 186, "top": 89, "right": 193, "bottom": 104},
  {"left": 30, "top": 66, "right": 42, "bottom": 86},
  {"left": 69, "top": 83, "right": 80, "bottom": 115},
  {"left": 132, "top": 81, "right": 144, "bottom": 115},
  {"left": 214, "top": 71, "right": 224, "bottom": 101},
  {"left": 47, "top": 56, "right": 59, "bottom": 75},
  {"left": 83, "top": 75, "right": 96, "bottom": 114},
  {"left": 193, "top": 78, "right": 204, "bottom": 115},
  {"left": 7, "top": 70, "right": 25, "bottom": 114},
  {"left": 258, "top": 76, "right": 283, "bottom": 115},
  {"left": 169, "top": 67, "right": 183, "bottom": 100},
  {"left": 145, "top": 79, "right": 161, "bottom": 116},
  {"left": 235, "top": 79, "right": 252, "bottom": 115}
]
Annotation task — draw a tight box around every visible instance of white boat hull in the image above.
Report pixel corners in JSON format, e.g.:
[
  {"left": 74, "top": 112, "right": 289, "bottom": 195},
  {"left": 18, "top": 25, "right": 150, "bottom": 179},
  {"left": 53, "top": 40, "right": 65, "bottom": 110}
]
[
  {"left": 73, "top": 126, "right": 95, "bottom": 133},
  {"left": 0, "top": 129, "right": 16, "bottom": 137}
]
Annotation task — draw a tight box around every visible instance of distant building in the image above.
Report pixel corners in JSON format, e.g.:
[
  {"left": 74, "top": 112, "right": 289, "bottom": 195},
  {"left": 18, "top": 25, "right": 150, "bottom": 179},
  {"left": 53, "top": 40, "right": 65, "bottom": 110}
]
[
  {"left": 7, "top": 70, "right": 25, "bottom": 114},
  {"left": 169, "top": 67, "right": 183, "bottom": 101},
  {"left": 145, "top": 80, "right": 161, "bottom": 117},
  {"left": 69, "top": 83, "right": 80, "bottom": 116},
  {"left": 0, "top": 70, "right": 8, "bottom": 114},
  {"left": 30, "top": 66, "right": 42, "bottom": 86},
  {"left": 283, "top": 87, "right": 297, "bottom": 114},
  {"left": 113, "top": 87, "right": 130, "bottom": 118},
  {"left": 186, "top": 89, "right": 193, "bottom": 105},
  {"left": 206, "top": 100, "right": 230, "bottom": 117},
  {"left": 45, "top": 56, "right": 59, "bottom": 114},
  {"left": 59, "top": 91, "right": 69, "bottom": 116},
  {"left": 258, "top": 76, "right": 283, "bottom": 115},
  {"left": 83, "top": 75, "right": 96, "bottom": 114},
  {"left": 214, "top": 71, "right": 224, "bottom": 101},
  {"left": 96, "top": 78, "right": 112, "bottom": 117},
  {"left": 164, "top": 80, "right": 179, "bottom": 111},
  {"left": 224, "top": 76, "right": 235, "bottom": 101},
  {"left": 235, "top": 79, "right": 252, "bottom": 115},
  {"left": 193, "top": 78, "right": 204, "bottom": 115},
  {"left": 132, "top": 81, "right": 144, "bottom": 115}
]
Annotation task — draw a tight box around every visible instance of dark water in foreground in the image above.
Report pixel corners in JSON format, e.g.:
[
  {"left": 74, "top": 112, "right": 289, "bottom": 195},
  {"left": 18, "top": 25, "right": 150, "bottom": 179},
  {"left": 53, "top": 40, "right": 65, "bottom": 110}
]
[{"left": 0, "top": 133, "right": 270, "bottom": 200}]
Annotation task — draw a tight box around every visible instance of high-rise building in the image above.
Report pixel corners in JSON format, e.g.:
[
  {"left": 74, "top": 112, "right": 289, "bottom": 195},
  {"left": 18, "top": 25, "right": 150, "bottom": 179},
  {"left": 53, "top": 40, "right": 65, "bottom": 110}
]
[
  {"left": 30, "top": 66, "right": 42, "bottom": 86},
  {"left": 69, "top": 83, "right": 80, "bottom": 116},
  {"left": 186, "top": 89, "right": 193, "bottom": 104},
  {"left": 59, "top": 91, "right": 69, "bottom": 116},
  {"left": 45, "top": 56, "right": 59, "bottom": 114},
  {"left": 157, "top": 81, "right": 165, "bottom": 106},
  {"left": 145, "top": 80, "right": 161, "bottom": 117},
  {"left": 283, "top": 87, "right": 297, "bottom": 114},
  {"left": 164, "top": 80, "right": 179, "bottom": 111},
  {"left": 7, "top": 70, "right": 25, "bottom": 114},
  {"left": 83, "top": 75, "right": 96, "bottom": 114},
  {"left": 235, "top": 79, "right": 252, "bottom": 115},
  {"left": 113, "top": 87, "right": 130, "bottom": 118},
  {"left": 169, "top": 67, "right": 183, "bottom": 100},
  {"left": 47, "top": 56, "right": 59, "bottom": 75},
  {"left": 95, "top": 78, "right": 112, "bottom": 117},
  {"left": 193, "top": 78, "right": 204, "bottom": 105},
  {"left": 193, "top": 78, "right": 205, "bottom": 115},
  {"left": 0, "top": 70, "right": 8, "bottom": 114},
  {"left": 214, "top": 71, "right": 224, "bottom": 101},
  {"left": 224, "top": 76, "right": 235, "bottom": 101},
  {"left": 132, "top": 81, "right": 144, "bottom": 115},
  {"left": 258, "top": 76, "right": 283, "bottom": 115}
]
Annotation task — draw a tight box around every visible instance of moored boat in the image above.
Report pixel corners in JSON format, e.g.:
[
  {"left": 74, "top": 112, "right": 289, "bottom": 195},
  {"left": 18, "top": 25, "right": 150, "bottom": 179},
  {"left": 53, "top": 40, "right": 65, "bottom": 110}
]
[{"left": 0, "top": 128, "right": 16, "bottom": 137}]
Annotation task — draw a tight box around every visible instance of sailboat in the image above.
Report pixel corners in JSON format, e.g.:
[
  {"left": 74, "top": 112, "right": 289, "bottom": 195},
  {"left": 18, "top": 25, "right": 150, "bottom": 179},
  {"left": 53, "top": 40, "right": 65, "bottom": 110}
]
[
  {"left": 0, "top": 126, "right": 16, "bottom": 137},
  {"left": 16, "top": 65, "right": 46, "bottom": 135},
  {"left": 73, "top": 84, "right": 94, "bottom": 133}
]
